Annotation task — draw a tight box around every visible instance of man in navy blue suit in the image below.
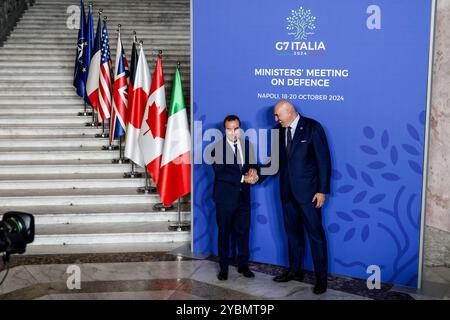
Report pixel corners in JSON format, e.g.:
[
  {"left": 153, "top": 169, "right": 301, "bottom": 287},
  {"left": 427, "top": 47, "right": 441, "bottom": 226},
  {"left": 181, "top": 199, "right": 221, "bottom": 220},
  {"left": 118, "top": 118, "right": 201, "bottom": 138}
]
[
  {"left": 211, "top": 115, "right": 259, "bottom": 281},
  {"left": 270, "top": 100, "right": 331, "bottom": 295}
]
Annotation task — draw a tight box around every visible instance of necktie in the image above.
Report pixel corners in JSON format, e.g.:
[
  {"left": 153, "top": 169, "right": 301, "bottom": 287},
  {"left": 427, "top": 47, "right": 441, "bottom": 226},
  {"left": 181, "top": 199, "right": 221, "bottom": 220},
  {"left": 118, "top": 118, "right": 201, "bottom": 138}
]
[
  {"left": 286, "top": 126, "right": 293, "bottom": 155},
  {"left": 234, "top": 142, "right": 242, "bottom": 169}
]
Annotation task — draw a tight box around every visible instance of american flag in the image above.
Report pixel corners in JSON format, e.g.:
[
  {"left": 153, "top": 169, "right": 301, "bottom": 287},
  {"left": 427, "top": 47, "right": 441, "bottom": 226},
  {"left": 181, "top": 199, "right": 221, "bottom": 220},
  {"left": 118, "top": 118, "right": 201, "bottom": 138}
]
[{"left": 98, "top": 20, "right": 112, "bottom": 121}]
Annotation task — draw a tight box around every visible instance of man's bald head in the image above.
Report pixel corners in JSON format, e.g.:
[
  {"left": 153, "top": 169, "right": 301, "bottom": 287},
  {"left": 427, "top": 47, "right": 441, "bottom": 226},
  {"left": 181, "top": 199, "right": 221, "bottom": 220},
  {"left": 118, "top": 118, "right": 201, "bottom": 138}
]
[{"left": 274, "top": 100, "right": 298, "bottom": 128}]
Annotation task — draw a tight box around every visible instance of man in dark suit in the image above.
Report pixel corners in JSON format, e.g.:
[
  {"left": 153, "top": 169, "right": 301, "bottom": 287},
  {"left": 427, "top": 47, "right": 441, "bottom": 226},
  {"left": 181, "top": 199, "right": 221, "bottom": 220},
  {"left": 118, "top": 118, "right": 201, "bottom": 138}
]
[
  {"left": 270, "top": 100, "right": 331, "bottom": 295},
  {"left": 211, "top": 115, "right": 259, "bottom": 281}
]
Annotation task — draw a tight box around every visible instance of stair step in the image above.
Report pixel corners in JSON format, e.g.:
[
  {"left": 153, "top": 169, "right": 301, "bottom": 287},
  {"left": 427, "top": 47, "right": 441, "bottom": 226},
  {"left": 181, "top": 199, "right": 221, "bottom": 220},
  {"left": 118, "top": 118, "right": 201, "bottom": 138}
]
[
  {"left": 0, "top": 193, "right": 159, "bottom": 206},
  {"left": 0, "top": 84, "right": 190, "bottom": 92},
  {"left": 17, "top": 19, "right": 189, "bottom": 25},
  {"left": 2, "top": 39, "right": 190, "bottom": 46},
  {"left": 0, "top": 150, "right": 118, "bottom": 161},
  {"left": 0, "top": 126, "right": 102, "bottom": 136},
  {"left": 31, "top": 221, "right": 190, "bottom": 245},
  {"left": 0, "top": 43, "right": 190, "bottom": 50},
  {"left": 8, "top": 33, "right": 190, "bottom": 40},
  {"left": 0, "top": 59, "right": 190, "bottom": 67},
  {"left": 0, "top": 137, "right": 108, "bottom": 147},
  {"left": 0, "top": 116, "right": 89, "bottom": 125},
  {"left": 0, "top": 107, "right": 84, "bottom": 114},
  {"left": 0, "top": 160, "right": 141, "bottom": 175},
  {"left": 13, "top": 23, "right": 190, "bottom": 30},
  {"left": 0, "top": 178, "right": 146, "bottom": 190},
  {"left": 30, "top": 226, "right": 190, "bottom": 247},
  {"left": 0, "top": 173, "right": 142, "bottom": 182},
  {"left": 22, "top": 13, "right": 189, "bottom": 19},
  {"left": 0, "top": 186, "right": 153, "bottom": 197},
  {"left": 2, "top": 64, "right": 188, "bottom": 71},
  {"left": 34, "top": 211, "right": 191, "bottom": 225},
  {"left": 25, "top": 241, "right": 189, "bottom": 255},
  {"left": 0, "top": 50, "right": 190, "bottom": 56},
  {"left": 14, "top": 25, "right": 190, "bottom": 32},
  {"left": 0, "top": 0, "right": 192, "bottom": 250},
  {"left": 3, "top": 202, "right": 189, "bottom": 215},
  {"left": 0, "top": 81, "right": 77, "bottom": 88},
  {"left": 0, "top": 71, "right": 189, "bottom": 81},
  {"left": 0, "top": 96, "right": 85, "bottom": 104},
  {"left": 0, "top": 89, "right": 80, "bottom": 96}
]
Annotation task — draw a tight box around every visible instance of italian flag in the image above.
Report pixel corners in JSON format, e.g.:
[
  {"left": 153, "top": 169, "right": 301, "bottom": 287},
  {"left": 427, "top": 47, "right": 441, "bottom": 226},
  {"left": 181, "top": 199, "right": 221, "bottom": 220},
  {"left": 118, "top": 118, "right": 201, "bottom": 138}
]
[{"left": 157, "top": 67, "right": 191, "bottom": 206}]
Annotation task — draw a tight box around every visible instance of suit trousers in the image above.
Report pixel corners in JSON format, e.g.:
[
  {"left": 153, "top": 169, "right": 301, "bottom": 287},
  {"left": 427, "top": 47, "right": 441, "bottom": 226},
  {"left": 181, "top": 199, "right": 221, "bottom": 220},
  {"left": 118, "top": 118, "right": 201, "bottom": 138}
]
[
  {"left": 282, "top": 184, "right": 328, "bottom": 279},
  {"left": 215, "top": 191, "right": 251, "bottom": 270}
]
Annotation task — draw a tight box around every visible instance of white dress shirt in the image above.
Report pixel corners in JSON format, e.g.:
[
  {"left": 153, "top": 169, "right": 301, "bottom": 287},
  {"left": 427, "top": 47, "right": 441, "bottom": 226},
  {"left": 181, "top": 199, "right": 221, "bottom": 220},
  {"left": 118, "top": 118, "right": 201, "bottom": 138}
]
[
  {"left": 286, "top": 113, "right": 301, "bottom": 147},
  {"left": 226, "top": 138, "right": 245, "bottom": 183}
]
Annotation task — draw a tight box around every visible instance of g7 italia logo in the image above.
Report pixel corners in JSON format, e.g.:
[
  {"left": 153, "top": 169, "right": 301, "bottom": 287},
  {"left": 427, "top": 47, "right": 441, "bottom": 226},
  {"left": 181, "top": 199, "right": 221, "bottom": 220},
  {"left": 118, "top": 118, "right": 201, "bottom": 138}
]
[
  {"left": 287, "top": 7, "right": 316, "bottom": 40},
  {"left": 275, "top": 7, "right": 326, "bottom": 56}
]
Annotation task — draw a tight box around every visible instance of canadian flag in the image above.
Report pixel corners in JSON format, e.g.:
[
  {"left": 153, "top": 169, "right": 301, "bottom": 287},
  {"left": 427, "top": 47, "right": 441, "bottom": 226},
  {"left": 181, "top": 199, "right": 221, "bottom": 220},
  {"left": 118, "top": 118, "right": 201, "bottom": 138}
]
[
  {"left": 138, "top": 55, "right": 167, "bottom": 186},
  {"left": 124, "top": 46, "right": 150, "bottom": 167}
]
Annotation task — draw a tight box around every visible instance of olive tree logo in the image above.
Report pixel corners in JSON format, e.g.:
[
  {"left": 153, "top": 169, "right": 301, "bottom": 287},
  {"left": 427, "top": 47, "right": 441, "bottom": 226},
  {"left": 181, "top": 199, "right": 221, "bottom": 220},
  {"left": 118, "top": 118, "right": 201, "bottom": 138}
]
[{"left": 286, "top": 7, "right": 316, "bottom": 40}]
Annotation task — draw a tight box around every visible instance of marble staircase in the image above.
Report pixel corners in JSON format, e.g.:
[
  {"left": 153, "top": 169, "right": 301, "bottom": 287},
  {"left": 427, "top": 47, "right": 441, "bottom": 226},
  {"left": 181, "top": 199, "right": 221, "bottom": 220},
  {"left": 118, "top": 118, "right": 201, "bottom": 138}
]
[{"left": 0, "top": 0, "right": 191, "bottom": 254}]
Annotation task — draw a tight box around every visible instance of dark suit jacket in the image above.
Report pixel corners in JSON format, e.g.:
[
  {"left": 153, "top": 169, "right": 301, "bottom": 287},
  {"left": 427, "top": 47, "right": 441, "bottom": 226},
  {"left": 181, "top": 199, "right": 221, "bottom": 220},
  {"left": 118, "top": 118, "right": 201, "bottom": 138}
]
[
  {"left": 211, "top": 138, "right": 258, "bottom": 207},
  {"left": 277, "top": 115, "right": 331, "bottom": 204}
]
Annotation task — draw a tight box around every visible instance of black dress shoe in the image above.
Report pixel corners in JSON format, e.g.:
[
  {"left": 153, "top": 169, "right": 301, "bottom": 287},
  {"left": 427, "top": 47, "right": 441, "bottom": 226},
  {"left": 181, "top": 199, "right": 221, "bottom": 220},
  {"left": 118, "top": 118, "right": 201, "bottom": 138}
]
[
  {"left": 238, "top": 266, "right": 255, "bottom": 278},
  {"left": 217, "top": 269, "right": 228, "bottom": 281},
  {"left": 313, "top": 278, "right": 327, "bottom": 294},
  {"left": 273, "top": 270, "right": 304, "bottom": 282}
]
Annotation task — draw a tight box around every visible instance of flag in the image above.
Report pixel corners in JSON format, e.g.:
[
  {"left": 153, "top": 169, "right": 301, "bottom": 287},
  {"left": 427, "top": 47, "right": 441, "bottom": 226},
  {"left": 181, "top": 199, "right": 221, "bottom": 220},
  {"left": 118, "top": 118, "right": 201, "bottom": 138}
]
[
  {"left": 157, "top": 67, "right": 191, "bottom": 206},
  {"left": 127, "top": 35, "right": 139, "bottom": 118},
  {"left": 124, "top": 45, "right": 151, "bottom": 167},
  {"left": 98, "top": 20, "right": 112, "bottom": 121},
  {"left": 82, "top": 4, "right": 94, "bottom": 105},
  {"left": 110, "top": 30, "right": 129, "bottom": 143},
  {"left": 86, "top": 16, "right": 102, "bottom": 112},
  {"left": 138, "top": 55, "right": 167, "bottom": 186},
  {"left": 73, "top": 0, "right": 85, "bottom": 97}
]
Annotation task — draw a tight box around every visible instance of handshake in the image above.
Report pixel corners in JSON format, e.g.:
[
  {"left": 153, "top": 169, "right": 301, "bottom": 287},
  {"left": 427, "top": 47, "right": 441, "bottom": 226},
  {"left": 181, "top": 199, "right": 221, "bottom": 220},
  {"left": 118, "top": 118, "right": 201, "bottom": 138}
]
[{"left": 244, "top": 168, "right": 259, "bottom": 185}]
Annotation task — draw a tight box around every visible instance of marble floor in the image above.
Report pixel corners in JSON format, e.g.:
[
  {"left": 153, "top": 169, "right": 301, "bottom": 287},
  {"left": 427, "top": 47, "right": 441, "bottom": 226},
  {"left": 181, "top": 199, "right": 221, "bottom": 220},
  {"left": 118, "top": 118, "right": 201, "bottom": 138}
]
[{"left": 0, "top": 250, "right": 448, "bottom": 300}]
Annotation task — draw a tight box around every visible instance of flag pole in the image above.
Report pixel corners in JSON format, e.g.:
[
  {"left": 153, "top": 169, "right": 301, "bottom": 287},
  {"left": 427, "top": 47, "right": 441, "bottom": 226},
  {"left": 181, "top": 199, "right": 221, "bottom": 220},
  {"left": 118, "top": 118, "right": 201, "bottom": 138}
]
[
  {"left": 85, "top": 110, "right": 97, "bottom": 126},
  {"left": 137, "top": 48, "right": 163, "bottom": 193},
  {"left": 95, "top": 15, "right": 110, "bottom": 139},
  {"left": 123, "top": 37, "right": 142, "bottom": 178},
  {"left": 112, "top": 137, "right": 124, "bottom": 162},
  {"left": 149, "top": 49, "right": 172, "bottom": 209},
  {"left": 85, "top": 7, "right": 102, "bottom": 127},
  {"left": 137, "top": 167, "right": 155, "bottom": 193},
  {"left": 78, "top": 101, "right": 92, "bottom": 116},
  {"left": 167, "top": 62, "right": 190, "bottom": 231},
  {"left": 103, "top": 23, "right": 121, "bottom": 151},
  {"left": 112, "top": 136, "right": 130, "bottom": 163},
  {"left": 112, "top": 24, "right": 130, "bottom": 164},
  {"left": 85, "top": 101, "right": 97, "bottom": 126},
  {"left": 95, "top": 120, "right": 109, "bottom": 138},
  {"left": 123, "top": 161, "right": 142, "bottom": 178},
  {"left": 168, "top": 198, "right": 190, "bottom": 231},
  {"left": 78, "top": 1, "right": 91, "bottom": 116}
]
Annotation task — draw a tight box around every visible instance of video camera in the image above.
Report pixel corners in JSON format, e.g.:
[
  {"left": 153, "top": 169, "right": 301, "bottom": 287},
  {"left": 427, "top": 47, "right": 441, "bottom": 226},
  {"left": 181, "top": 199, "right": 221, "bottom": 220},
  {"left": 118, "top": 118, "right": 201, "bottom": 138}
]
[{"left": 0, "top": 211, "right": 35, "bottom": 261}]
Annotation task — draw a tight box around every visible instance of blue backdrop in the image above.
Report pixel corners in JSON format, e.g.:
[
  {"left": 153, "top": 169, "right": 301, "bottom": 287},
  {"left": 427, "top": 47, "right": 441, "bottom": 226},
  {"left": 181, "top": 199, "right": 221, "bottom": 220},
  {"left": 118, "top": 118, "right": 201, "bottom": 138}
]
[{"left": 192, "top": 0, "right": 433, "bottom": 287}]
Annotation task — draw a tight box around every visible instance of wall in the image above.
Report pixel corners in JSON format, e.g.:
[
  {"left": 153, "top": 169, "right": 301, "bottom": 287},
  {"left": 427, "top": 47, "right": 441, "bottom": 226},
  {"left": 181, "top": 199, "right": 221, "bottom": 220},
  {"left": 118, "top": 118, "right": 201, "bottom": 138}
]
[{"left": 424, "top": 0, "right": 450, "bottom": 267}]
